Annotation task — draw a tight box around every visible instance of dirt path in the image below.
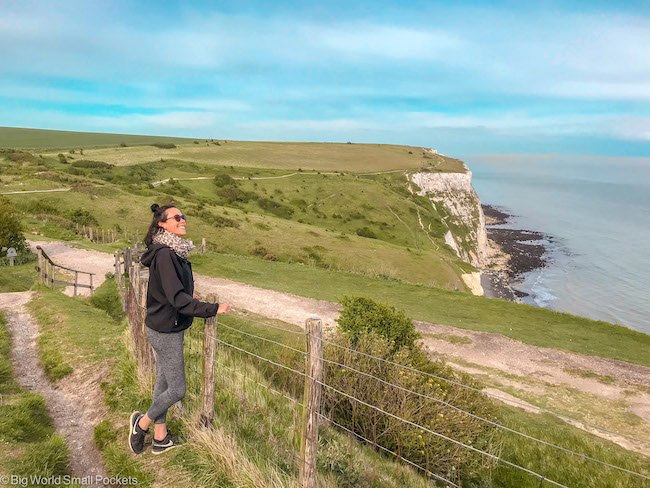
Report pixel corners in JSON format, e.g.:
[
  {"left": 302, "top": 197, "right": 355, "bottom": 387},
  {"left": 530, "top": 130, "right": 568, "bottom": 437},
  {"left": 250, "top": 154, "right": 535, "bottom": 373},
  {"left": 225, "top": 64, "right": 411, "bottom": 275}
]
[
  {"left": 26, "top": 240, "right": 650, "bottom": 456},
  {"left": 0, "top": 291, "right": 109, "bottom": 477}
]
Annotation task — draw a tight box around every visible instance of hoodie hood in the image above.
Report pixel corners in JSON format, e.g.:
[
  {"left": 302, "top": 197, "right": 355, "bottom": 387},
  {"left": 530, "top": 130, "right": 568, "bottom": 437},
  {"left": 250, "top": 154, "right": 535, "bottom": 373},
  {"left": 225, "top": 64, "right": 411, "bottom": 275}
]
[{"left": 141, "top": 243, "right": 168, "bottom": 268}]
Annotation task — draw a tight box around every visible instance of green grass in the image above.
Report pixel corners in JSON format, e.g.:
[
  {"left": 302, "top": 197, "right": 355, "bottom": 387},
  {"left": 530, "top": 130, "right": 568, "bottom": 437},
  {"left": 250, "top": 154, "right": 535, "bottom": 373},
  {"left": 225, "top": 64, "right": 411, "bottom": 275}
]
[
  {"left": 0, "top": 262, "right": 35, "bottom": 292},
  {"left": 0, "top": 126, "right": 195, "bottom": 150},
  {"left": 0, "top": 312, "right": 76, "bottom": 485},
  {"left": 564, "top": 367, "right": 616, "bottom": 385},
  {"left": 27, "top": 287, "right": 126, "bottom": 381},
  {"left": 43, "top": 139, "right": 465, "bottom": 172},
  {"left": 189, "top": 252, "right": 650, "bottom": 367}
]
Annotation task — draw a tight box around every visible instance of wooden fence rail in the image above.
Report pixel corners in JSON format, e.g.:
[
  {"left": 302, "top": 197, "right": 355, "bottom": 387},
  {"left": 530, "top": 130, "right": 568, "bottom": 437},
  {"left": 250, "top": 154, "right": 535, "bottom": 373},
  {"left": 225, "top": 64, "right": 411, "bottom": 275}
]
[{"left": 35, "top": 245, "right": 96, "bottom": 295}]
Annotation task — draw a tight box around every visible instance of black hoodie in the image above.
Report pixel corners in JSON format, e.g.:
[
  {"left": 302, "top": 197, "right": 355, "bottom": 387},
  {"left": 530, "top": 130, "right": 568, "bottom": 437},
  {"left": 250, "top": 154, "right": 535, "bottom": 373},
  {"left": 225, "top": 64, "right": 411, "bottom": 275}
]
[{"left": 140, "top": 243, "right": 219, "bottom": 333}]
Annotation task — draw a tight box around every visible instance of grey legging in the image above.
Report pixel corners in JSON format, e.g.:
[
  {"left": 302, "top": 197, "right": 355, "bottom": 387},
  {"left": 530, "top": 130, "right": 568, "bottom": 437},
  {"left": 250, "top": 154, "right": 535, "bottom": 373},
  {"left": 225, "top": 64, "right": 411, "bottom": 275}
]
[{"left": 146, "top": 327, "right": 186, "bottom": 425}]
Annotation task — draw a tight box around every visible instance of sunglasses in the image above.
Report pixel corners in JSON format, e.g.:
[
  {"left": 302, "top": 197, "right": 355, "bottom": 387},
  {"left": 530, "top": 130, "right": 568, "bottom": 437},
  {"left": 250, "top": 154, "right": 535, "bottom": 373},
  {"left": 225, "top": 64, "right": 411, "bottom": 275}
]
[{"left": 164, "top": 214, "right": 186, "bottom": 222}]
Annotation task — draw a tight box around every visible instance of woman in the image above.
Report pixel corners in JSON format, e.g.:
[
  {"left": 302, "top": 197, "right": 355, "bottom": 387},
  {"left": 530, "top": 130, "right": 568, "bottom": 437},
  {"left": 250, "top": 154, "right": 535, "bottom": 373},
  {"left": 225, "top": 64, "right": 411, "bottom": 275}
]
[{"left": 129, "top": 203, "right": 231, "bottom": 455}]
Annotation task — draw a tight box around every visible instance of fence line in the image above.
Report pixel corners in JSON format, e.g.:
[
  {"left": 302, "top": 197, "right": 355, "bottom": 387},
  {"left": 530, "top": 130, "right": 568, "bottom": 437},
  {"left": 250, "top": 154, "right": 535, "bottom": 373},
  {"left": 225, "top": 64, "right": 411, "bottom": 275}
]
[
  {"left": 213, "top": 356, "right": 460, "bottom": 488},
  {"left": 212, "top": 319, "right": 650, "bottom": 479},
  {"left": 203, "top": 331, "right": 571, "bottom": 488},
  {"left": 320, "top": 336, "right": 650, "bottom": 447},
  {"left": 119, "top": 250, "right": 649, "bottom": 487},
  {"left": 35, "top": 245, "right": 95, "bottom": 295}
]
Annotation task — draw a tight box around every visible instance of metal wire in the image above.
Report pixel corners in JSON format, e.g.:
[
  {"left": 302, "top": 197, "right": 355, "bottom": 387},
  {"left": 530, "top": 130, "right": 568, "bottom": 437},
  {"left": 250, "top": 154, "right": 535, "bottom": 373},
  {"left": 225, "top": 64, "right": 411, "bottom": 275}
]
[
  {"left": 191, "top": 321, "right": 650, "bottom": 481},
  {"left": 319, "top": 336, "right": 650, "bottom": 446},
  {"left": 318, "top": 356, "right": 650, "bottom": 480},
  {"left": 318, "top": 413, "right": 461, "bottom": 488},
  {"left": 212, "top": 337, "right": 569, "bottom": 487},
  {"left": 227, "top": 314, "right": 308, "bottom": 335},
  {"left": 214, "top": 337, "right": 307, "bottom": 380},
  {"left": 316, "top": 378, "right": 570, "bottom": 488},
  {"left": 217, "top": 321, "right": 308, "bottom": 356}
]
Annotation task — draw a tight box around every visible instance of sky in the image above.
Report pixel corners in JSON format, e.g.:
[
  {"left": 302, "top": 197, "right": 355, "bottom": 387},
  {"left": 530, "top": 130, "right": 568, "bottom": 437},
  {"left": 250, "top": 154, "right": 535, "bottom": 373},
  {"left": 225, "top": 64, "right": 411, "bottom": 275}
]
[{"left": 1, "top": 0, "right": 650, "bottom": 156}]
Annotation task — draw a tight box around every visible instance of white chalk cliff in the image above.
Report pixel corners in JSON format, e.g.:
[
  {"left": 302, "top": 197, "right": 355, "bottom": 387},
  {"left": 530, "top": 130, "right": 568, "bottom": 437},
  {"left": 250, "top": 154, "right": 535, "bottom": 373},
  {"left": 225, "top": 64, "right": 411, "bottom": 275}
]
[{"left": 409, "top": 161, "right": 490, "bottom": 295}]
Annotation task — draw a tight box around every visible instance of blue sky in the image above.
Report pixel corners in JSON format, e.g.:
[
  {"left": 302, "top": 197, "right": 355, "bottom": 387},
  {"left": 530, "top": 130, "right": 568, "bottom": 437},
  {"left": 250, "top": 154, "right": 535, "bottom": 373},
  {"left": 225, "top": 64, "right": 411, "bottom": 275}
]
[{"left": 1, "top": 0, "right": 649, "bottom": 156}]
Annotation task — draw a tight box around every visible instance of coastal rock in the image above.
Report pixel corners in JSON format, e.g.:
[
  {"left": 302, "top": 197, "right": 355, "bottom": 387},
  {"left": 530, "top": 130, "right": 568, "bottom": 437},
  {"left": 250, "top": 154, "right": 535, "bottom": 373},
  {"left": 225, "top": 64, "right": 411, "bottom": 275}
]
[{"left": 410, "top": 162, "right": 490, "bottom": 269}]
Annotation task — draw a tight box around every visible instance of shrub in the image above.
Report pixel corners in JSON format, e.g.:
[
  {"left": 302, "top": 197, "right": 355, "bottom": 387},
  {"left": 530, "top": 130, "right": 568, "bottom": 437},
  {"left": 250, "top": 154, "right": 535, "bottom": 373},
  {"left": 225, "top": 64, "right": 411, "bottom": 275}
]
[
  {"left": 4, "top": 150, "right": 36, "bottom": 163},
  {"left": 57, "top": 154, "right": 67, "bottom": 163},
  {"left": 151, "top": 142, "right": 177, "bottom": 149},
  {"left": 213, "top": 173, "right": 238, "bottom": 187},
  {"left": 68, "top": 208, "right": 99, "bottom": 226},
  {"left": 217, "top": 187, "right": 253, "bottom": 203},
  {"left": 336, "top": 296, "right": 420, "bottom": 352},
  {"left": 257, "top": 198, "right": 294, "bottom": 219},
  {"left": 322, "top": 329, "right": 499, "bottom": 485},
  {"left": 71, "top": 159, "right": 113, "bottom": 169},
  {"left": 0, "top": 197, "right": 29, "bottom": 256},
  {"left": 355, "top": 227, "right": 376, "bottom": 239}
]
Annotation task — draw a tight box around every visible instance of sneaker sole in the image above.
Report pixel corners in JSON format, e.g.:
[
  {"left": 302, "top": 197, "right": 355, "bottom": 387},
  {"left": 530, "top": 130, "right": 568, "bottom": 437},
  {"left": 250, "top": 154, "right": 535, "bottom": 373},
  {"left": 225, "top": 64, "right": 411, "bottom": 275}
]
[
  {"left": 152, "top": 445, "right": 178, "bottom": 455},
  {"left": 128, "top": 411, "right": 142, "bottom": 454}
]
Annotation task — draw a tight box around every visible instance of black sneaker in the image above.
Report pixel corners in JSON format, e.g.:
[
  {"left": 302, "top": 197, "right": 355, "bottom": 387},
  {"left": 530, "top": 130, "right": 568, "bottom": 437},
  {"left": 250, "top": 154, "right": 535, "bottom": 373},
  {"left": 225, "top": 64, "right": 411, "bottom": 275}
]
[
  {"left": 128, "top": 411, "right": 148, "bottom": 454},
  {"left": 152, "top": 430, "right": 181, "bottom": 455}
]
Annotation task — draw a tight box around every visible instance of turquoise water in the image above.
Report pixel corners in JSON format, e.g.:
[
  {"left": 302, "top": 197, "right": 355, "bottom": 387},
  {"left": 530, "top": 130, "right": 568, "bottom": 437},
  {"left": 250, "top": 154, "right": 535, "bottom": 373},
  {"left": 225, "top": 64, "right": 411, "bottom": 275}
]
[{"left": 463, "top": 154, "right": 650, "bottom": 334}]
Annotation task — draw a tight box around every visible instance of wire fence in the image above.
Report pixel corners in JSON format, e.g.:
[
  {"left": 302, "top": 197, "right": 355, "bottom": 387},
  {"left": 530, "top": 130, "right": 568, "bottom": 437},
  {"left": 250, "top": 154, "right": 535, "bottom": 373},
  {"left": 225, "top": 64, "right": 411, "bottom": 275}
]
[{"left": 120, "top": 258, "right": 650, "bottom": 488}]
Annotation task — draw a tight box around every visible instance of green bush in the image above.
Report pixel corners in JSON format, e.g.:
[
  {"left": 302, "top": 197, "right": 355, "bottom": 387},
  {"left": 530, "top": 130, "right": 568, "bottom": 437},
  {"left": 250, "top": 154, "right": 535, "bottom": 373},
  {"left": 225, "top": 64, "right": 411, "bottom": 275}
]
[
  {"left": 213, "top": 173, "right": 238, "bottom": 187},
  {"left": 356, "top": 227, "right": 376, "bottom": 239},
  {"left": 337, "top": 296, "right": 420, "bottom": 352},
  {"left": 71, "top": 159, "right": 113, "bottom": 169},
  {"left": 0, "top": 197, "right": 29, "bottom": 256},
  {"left": 257, "top": 198, "right": 294, "bottom": 219},
  {"left": 217, "top": 187, "right": 253, "bottom": 202},
  {"left": 322, "top": 328, "right": 499, "bottom": 485},
  {"left": 68, "top": 208, "right": 99, "bottom": 226},
  {"left": 151, "top": 142, "right": 177, "bottom": 149}
]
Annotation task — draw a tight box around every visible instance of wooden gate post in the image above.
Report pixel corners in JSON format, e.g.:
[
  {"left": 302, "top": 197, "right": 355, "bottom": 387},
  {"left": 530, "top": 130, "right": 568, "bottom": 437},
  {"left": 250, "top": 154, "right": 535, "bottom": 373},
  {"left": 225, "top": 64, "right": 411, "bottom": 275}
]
[
  {"left": 199, "top": 293, "right": 219, "bottom": 428},
  {"left": 300, "top": 316, "right": 323, "bottom": 488}
]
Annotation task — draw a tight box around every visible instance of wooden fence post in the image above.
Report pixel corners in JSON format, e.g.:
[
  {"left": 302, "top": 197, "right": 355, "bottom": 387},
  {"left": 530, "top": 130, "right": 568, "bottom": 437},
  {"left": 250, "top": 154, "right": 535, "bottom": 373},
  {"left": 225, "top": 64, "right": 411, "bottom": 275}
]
[
  {"left": 51, "top": 264, "right": 55, "bottom": 289},
  {"left": 138, "top": 269, "right": 155, "bottom": 374},
  {"left": 201, "top": 238, "right": 206, "bottom": 254},
  {"left": 37, "top": 248, "right": 43, "bottom": 285},
  {"left": 74, "top": 271, "right": 78, "bottom": 296},
  {"left": 89, "top": 227, "right": 94, "bottom": 242},
  {"left": 300, "top": 316, "right": 323, "bottom": 488},
  {"left": 199, "top": 293, "right": 219, "bottom": 428},
  {"left": 89, "top": 273, "right": 94, "bottom": 295}
]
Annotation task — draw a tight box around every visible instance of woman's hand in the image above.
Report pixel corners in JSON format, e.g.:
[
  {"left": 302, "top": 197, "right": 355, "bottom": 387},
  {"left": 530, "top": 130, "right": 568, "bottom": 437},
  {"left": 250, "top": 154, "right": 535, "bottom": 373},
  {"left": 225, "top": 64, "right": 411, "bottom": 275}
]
[{"left": 217, "top": 303, "right": 231, "bottom": 314}]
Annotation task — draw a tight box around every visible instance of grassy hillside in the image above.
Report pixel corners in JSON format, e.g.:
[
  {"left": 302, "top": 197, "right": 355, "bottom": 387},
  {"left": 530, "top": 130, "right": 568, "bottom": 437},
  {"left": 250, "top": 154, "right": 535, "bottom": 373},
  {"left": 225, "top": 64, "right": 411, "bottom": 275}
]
[
  {"left": 2, "top": 133, "right": 649, "bottom": 367},
  {"left": 40, "top": 139, "right": 464, "bottom": 172},
  {"left": 0, "top": 126, "right": 195, "bottom": 150}
]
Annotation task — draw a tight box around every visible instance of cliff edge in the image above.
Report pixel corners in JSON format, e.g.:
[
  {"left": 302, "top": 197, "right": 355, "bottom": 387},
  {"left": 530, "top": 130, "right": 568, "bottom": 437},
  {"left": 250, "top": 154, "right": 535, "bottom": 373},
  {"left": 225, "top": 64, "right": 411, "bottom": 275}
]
[{"left": 409, "top": 157, "right": 490, "bottom": 295}]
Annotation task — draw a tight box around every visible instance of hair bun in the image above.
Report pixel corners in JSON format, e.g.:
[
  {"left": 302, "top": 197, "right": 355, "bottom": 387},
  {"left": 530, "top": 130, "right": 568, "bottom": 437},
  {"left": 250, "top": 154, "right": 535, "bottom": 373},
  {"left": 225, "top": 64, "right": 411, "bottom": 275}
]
[{"left": 151, "top": 203, "right": 160, "bottom": 213}]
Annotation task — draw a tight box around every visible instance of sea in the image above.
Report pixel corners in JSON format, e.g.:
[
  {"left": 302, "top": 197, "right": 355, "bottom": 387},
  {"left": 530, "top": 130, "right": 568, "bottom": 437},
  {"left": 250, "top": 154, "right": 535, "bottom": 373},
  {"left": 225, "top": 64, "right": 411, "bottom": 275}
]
[{"left": 462, "top": 154, "right": 650, "bottom": 335}]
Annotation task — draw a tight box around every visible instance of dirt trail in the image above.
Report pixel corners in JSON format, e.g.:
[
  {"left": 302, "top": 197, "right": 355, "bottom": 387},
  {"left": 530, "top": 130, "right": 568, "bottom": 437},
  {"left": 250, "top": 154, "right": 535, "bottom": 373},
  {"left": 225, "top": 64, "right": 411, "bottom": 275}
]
[
  {"left": 27, "top": 240, "right": 650, "bottom": 456},
  {"left": 0, "top": 291, "right": 109, "bottom": 477}
]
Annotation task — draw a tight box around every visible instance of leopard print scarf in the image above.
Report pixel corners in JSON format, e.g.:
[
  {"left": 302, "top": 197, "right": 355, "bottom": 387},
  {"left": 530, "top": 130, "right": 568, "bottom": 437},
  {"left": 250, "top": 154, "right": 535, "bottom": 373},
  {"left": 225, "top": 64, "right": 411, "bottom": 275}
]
[{"left": 152, "top": 229, "right": 195, "bottom": 260}]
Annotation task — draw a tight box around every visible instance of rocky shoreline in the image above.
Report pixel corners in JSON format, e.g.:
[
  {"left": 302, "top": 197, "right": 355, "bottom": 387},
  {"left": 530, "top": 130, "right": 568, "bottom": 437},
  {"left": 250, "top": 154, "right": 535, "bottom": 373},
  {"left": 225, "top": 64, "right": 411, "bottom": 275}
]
[{"left": 481, "top": 204, "right": 551, "bottom": 301}]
